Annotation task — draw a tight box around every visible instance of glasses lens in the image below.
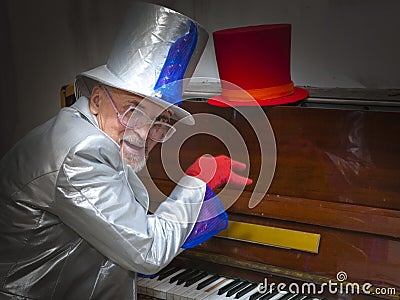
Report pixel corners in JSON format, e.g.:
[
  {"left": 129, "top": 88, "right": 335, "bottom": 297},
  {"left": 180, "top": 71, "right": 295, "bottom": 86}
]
[
  {"left": 150, "top": 123, "right": 176, "bottom": 142},
  {"left": 122, "top": 107, "right": 149, "bottom": 129},
  {"left": 122, "top": 106, "right": 175, "bottom": 142}
]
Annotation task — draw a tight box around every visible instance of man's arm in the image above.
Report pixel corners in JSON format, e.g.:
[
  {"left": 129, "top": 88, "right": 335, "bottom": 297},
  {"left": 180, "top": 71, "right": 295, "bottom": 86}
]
[{"left": 52, "top": 135, "right": 204, "bottom": 274}]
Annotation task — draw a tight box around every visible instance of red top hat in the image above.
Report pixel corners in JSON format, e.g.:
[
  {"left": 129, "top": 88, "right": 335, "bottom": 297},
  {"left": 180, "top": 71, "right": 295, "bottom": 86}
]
[{"left": 208, "top": 24, "right": 308, "bottom": 107}]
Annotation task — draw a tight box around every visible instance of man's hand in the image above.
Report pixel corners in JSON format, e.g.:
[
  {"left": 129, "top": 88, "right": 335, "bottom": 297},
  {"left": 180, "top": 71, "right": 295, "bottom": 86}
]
[{"left": 185, "top": 154, "right": 252, "bottom": 190}]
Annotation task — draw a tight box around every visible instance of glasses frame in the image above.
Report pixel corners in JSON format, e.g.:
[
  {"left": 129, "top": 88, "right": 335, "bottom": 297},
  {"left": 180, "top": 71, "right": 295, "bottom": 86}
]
[{"left": 100, "top": 86, "right": 176, "bottom": 143}]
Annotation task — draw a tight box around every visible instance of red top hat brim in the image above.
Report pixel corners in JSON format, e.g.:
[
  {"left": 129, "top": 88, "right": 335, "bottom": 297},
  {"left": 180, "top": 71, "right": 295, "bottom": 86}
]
[{"left": 208, "top": 86, "right": 308, "bottom": 107}]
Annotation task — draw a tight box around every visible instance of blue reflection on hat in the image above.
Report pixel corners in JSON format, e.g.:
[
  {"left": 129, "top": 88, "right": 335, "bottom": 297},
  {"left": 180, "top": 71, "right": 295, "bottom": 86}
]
[{"left": 154, "top": 21, "right": 198, "bottom": 105}]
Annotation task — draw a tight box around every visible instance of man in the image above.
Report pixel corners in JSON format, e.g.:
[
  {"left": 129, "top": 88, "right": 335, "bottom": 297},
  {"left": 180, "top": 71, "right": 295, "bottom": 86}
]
[{"left": 0, "top": 3, "right": 251, "bottom": 299}]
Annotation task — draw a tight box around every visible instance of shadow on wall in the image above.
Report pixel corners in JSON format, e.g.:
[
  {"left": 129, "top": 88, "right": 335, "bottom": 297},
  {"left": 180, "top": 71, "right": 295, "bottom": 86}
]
[
  {"left": 0, "top": 0, "right": 17, "bottom": 158},
  {"left": 0, "top": 0, "right": 180, "bottom": 158}
]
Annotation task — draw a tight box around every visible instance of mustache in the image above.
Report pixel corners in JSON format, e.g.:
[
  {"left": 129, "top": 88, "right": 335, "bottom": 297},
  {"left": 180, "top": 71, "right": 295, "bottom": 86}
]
[{"left": 119, "top": 133, "right": 146, "bottom": 148}]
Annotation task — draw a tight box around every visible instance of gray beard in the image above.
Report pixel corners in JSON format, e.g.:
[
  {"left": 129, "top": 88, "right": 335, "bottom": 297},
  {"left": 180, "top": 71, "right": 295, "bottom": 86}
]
[
  {"left": 120, "top": 133, "right": 148, "bottom": 173},
  {"left": 123, "top": 151, "right": 147, "bottom": 172}
]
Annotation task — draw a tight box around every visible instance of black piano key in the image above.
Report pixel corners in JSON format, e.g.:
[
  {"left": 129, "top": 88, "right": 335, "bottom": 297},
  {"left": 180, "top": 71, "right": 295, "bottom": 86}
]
[
  {"left": 156, "top": 265, "right": 176, "bottom": 277},
  {"left": 196, "top": 274, "right": 220, "bottom": 290},
  {"left": 235, "top": 282, "right": 259, "bottom": 298},
  {"left": 249, "top": 291, "right": 265, "bottom": 300},
  {"left": 184, "top": 271, "right": 209, "bottom": 287},
  {"left": 176, "top": 269, "right": 200, "bottom": 285},
  {"left": 156, "top": 266, "right": 179, "bottom": 281},
  {"left": 169, "top": 269, "right": 194, "bottom": 284},
  {"left": 226, "top": 281, "right": 251, "bottom": 297},
  {"left": 249, "top": 284, "right": 276, "bottom": 300},
  {"left": 217, "top": 278, "right": 242, "bottom": 295}
]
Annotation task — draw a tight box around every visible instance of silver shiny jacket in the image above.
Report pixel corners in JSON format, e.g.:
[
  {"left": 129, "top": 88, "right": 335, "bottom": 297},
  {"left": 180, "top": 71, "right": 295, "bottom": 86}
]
[{"left": 0, "top": 97, "right": 205, "bottom": 299}]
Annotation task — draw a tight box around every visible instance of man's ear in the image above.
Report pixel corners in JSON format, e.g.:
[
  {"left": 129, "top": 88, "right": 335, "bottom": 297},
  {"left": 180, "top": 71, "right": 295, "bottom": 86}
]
[{"left": 89, "top": 86, "right": 102, "bottom": 115}]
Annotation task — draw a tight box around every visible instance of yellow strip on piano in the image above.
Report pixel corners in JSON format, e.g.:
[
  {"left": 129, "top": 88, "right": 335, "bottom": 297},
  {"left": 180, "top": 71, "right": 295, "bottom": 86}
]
[{"left": 216, "top": 221, "right": 320, "bottom": 254}]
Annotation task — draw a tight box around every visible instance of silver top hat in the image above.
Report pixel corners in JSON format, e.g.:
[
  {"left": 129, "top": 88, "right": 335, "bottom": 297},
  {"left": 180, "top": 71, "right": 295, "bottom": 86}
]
[{"left": 75, "top": 2, "right": 209, "bottom": 125}]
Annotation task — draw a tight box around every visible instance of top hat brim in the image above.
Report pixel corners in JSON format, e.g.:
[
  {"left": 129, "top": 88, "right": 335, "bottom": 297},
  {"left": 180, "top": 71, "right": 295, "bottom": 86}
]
[
  {"left": 75, "top": 65, "right": 195, "bottom": 125},
  {"left": 207, "top": 86, "right": 308, "bottom": 107}
]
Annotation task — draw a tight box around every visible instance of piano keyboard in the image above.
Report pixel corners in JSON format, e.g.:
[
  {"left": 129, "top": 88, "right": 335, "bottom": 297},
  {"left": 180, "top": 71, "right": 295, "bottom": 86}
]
[{"left": 137, "top": 266, "right": 328, "bottom": 300}]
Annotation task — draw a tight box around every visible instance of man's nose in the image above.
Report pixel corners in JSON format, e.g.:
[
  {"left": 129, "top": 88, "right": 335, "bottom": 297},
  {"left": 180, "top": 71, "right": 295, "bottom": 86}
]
[{"left": 133, "top": 123, "right": 152, "bottom": 141}]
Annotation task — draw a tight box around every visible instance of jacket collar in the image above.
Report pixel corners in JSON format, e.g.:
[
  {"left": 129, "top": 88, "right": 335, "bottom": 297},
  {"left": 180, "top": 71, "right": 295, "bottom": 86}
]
[
  {"left": 71, "top": 96, "right": 119, "bottom": 149},
  {"left": 70, "top": 96, "right": 150, "bottom": 211},
  {"left": 71, "top": 96, "right": 100, "bottom": 128}
]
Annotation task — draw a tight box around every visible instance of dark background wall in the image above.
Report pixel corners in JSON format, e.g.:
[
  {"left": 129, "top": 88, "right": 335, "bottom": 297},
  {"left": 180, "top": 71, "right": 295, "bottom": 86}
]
[{"left": 1, "top": 0, "right": 399, "bottom": 157}]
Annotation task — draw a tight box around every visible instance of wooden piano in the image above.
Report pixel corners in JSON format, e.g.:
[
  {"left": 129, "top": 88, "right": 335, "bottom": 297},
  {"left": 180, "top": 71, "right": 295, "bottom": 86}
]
[
  {"left": 60, "top": 85, "right": 400, "bottom": 299},
  {"left": 138, "top": 97, "right": 400, "bottom": 300}
]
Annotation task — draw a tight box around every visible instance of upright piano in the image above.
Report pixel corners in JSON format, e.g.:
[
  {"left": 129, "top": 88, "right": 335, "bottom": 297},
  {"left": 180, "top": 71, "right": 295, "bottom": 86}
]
[
  {"left": 60, "top": 85, "right": 400, "bottom": 299},
  {"left": 138, "top": 97, "right": 400, "bottom": 300}
]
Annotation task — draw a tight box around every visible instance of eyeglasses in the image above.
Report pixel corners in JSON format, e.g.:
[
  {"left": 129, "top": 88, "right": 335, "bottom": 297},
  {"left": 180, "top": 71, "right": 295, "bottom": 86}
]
[{"left": 101, "top": 86, "right": 176, "bottom": 143}]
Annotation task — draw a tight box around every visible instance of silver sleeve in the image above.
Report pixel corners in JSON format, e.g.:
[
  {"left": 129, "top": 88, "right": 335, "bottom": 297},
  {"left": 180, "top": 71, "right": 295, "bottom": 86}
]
[{"left": 54, "top": 135, "right": 204, "bottom": 274}]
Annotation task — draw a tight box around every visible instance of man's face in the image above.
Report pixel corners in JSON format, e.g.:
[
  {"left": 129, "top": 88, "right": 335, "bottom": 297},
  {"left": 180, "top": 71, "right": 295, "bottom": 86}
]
[{"left": 89, "top": 85, "right": 172, "bottom": 172}]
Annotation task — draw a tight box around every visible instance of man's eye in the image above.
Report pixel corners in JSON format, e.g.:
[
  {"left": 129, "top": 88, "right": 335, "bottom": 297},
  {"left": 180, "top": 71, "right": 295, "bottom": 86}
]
[
  {"left": 125, "top": 106, "right": 137, "bottom": 114},
  {"left": 157, "top": 116, "right": 170, "bottom": 123}
]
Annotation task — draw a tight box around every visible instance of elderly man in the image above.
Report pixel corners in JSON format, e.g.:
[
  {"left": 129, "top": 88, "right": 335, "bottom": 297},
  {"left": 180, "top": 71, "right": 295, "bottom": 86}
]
[{"left": 0, "top": 3, "right": 251, "bottom": 299}]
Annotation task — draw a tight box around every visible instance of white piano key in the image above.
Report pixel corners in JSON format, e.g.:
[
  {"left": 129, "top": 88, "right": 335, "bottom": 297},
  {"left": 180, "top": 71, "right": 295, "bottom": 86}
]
[
  {"left": 200, "top": 278, "right": 235, "bottom": 300},
  {"left": 217, "top": 282, "right": 257, "bottom": 300},
  {"left": 169, "top": 270, "right": 203, "bottom": 300},
  {"left": 165, "top": 270, "right": 199, "bottom": 300},
  {"left": 265, "top": 291, "right": 290, "bottom": 300},
  {"left": 144, "top": 277, "right": 160, "bottom": 295},
  {"left": 202, "top": 288, "right": 236, "bottom": 300},
  {"left": 173, "top": 274, "right": 213, "bottom": 300},
  {"left": 277, "top": 293, "right": 304, "bottom": 300},
  {"left": 232, "top": 284, "right": 261, "bottom": 300},
  {"left": 208, "top": 279, "right": 244, "bottom": 299},
  {"left": 234, "top": 282, "right": 258, "bottom": 300},
  {"left": 137, "top": 276, "right": 154, "bottom": 295},
  {"left": 146, "top": 268, "right": 186, "bottom": 296},
  {"left": 164, "top": 271, "right": 203, "bottom": 300},
  {"left": 223, "top": 281, "right": 253, "bottom": 299},
  {"left": 170, "top": 283, "right": 196, "bottom": 300},
  {"left": 176, "top": 278, "right": 215, "bottom": 300},
  {"left": 185, "top": 277, "right": 232, "bottom": 300},
  {"left": 152, "top": 269, "right": 188, "bottom": 299},
  {"left": 167, "top": 281, "right": 187, "bottom": 300},
  {"left": 178, "top": 274, "right": 214, "bottom": 300},
  {"left": 211, "top": 289, "right": 241, "bottom": 299},
  {"left": 180, "top": 276, "right": 217, "bottom": 300}
]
